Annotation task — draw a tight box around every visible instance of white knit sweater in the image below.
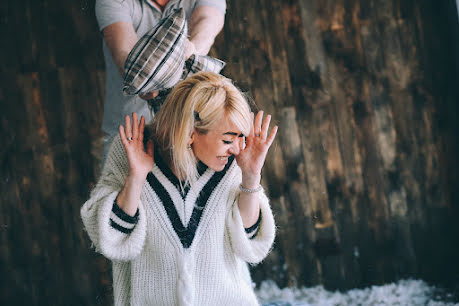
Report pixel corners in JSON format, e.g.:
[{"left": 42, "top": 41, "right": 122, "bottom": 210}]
[{"left": 80, "top": 136, "right": 276, "bottom": 306}]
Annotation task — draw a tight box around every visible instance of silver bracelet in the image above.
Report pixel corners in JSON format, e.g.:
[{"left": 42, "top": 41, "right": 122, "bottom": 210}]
[{"left": 239, "top": 184, "right": 263, "bottom": 193}]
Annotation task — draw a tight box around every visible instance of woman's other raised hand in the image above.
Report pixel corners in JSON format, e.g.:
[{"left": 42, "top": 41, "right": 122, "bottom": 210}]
[
  {"left": 235, "top": 111, "right": 278, "bottom": 189},
  {"left": 119, "top": 112, "right": 154, "bottom": 180}
]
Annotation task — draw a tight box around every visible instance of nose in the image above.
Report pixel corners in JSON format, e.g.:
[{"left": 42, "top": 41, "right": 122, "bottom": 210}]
[{"left": 228, "top": 141, "right": 240, "bottom": 155}]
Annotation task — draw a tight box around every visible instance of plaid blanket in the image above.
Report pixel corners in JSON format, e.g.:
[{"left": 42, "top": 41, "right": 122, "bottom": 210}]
[
  {"left": 122, "top": 8, "right": 226, "bottom": 113},
  {"left": 148, "top": 54, "right": 226, "bottom": 113},
  {"left": 123, "top": 8, "right": 187, "bottom": 95}
]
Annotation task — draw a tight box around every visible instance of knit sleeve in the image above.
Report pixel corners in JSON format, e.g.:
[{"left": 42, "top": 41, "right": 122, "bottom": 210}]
[
  {"left": 226, "top": 189, "right": 276, "bottom": 264},
  {"left": 80, "top": 135, "right": 147, "bottom": 262}
]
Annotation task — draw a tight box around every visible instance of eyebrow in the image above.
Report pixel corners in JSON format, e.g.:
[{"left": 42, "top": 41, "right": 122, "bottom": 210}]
[{"left": 223, "top": 132, "right": 244, "bottom": 137}]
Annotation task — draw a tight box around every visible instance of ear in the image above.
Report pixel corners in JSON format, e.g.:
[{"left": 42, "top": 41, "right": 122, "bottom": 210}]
[{"left": 188, "top": 130, "right": 196, "bottom": 146}]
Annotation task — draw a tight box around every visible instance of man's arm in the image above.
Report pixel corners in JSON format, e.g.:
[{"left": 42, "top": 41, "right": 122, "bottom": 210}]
[
  {"left": 101, "top": 5, "right": 224, "bottom": 99},
  {"left": 186, "top": 5, "right": 225, "bottom": 57},
  {"left": 102, "top": 21, "right": 139, "bottom": 76},
  {"left": 102, "top": 6, "right": 224, "bottom": 76},
  {"left": 102, "top": 22, "right": 159, "bottom": 99}
]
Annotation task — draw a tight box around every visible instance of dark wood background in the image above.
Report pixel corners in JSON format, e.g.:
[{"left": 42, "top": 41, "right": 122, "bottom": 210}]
[{"left": 1, "top": 0, "right": 458, "bottom": 305}]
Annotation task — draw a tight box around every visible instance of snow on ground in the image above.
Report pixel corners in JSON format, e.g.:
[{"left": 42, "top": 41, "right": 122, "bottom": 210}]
[{"left": 256, "top": 279, "right": 458, "bottom": 306}]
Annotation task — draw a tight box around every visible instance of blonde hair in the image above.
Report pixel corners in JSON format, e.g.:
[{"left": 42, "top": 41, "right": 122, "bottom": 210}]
[{"left": 150, "top": 71, "right": 252, "bottom": 187}]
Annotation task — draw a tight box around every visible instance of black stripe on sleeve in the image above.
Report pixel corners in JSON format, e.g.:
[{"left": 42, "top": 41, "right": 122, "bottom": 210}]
[
  {"left": 248, "top": 225, "right": 261, "bottom": 240},
  {"left": 109, "top": 219, "right": 135, "bottom": 234},
  {"left": 245, "top": 209, "right": 262, "bottom": 234},
  {"left": 112, "top": 199, "right": 139, "bottom": 224}
]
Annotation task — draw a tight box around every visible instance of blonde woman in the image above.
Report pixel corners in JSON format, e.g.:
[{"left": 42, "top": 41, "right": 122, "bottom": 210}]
[{"left": 81, "top": 71, "right": 278, "bottom": 305}]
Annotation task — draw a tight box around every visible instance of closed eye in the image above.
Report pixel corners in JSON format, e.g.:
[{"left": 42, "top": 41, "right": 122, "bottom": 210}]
[{"left": 223, "top": 140, "right": 233, "bottom": 144}]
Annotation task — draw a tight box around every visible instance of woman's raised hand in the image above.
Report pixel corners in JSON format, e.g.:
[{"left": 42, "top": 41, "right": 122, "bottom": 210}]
[
  {"left": 235, "top": 111, "right": 278, "bottom": 188},
  {"left": 119, "top": 113, "right": 154, "bottom": 180}
]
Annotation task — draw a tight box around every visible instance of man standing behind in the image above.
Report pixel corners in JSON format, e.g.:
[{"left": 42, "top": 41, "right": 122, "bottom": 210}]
[{"left": 95, "top": 0, "right": 226, "bottom": 161}]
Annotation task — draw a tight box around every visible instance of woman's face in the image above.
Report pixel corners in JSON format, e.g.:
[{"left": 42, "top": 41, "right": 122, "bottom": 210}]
[{"left": 191, "top": 115, "right": 243, "bottom": 172}]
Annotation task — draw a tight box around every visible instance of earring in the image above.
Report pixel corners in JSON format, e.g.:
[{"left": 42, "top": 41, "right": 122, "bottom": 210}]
[{"left": 187, "top": 144, "right": 192, "bottom": 151}]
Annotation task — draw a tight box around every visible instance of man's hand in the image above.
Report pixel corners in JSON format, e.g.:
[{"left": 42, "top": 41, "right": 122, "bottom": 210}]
[
  {"left": 139, "top": 91, "right": 159, "bottom": 101},
  {"left": 185, "top": 39, "right": 197, "bottom": 59}
]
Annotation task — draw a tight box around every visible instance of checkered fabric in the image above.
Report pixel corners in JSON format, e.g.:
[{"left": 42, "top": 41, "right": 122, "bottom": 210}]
[
  {"left": 147, "top": 55, "right": 226, "bottom": 114},
  {"left": 123, "top": 8, "right": 187, "bottom": 95},
  {"left": 181, "top": 54, "right": 226, "bottom": 79}
]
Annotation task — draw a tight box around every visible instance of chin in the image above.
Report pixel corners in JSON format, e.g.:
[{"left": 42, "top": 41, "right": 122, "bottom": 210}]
[
  {"left": 209, "top": 164, "right": 226, "bottom": 172},
  {"left": 200, "top": 157, "right": 228, "bottom": 172}
]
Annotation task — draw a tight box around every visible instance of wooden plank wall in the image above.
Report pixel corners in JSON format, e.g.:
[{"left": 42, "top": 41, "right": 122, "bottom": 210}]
[
  {"left": 0, "top": 1, "right": 111, "bottom": 305},
  {"left": 0, "top": 0, "right": 458, "bottom": 304},
  {"left": 212, "top": 0, "right": 459, "bottom": 290}
]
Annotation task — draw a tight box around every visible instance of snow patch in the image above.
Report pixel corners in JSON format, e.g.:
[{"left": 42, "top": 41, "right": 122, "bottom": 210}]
[{"left": 256, "top": 279, "right": 458, "bottom": 306}]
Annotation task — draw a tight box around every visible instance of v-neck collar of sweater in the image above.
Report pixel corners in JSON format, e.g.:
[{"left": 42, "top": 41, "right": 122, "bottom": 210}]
[
  {"left": 153, "top": 146, "right": 208, "bottom": 199},
  {"left": 146, "top": 148, "right": 235, "bottom": 249}
]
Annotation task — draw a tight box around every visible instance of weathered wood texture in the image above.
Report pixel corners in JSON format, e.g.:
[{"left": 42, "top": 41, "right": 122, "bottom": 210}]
[
  {"left": 0, "top": 1, "right": 111, "bottom": 305},
  {"left": 213, "top": 0, "right": 459, "bottom": 290},
  {"left": 1, "top": 0, "right": 458, "bottom": 304}
]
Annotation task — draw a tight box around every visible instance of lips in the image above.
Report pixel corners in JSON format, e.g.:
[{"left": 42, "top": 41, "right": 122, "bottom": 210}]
[{"left": 217, "top": 156, "right": 231, "bottom": 165}]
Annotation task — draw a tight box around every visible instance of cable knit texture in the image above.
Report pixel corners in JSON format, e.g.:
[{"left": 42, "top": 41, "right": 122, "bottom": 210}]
[{"left": 80, "top": 135, "right": 276, "bottom": 306}]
